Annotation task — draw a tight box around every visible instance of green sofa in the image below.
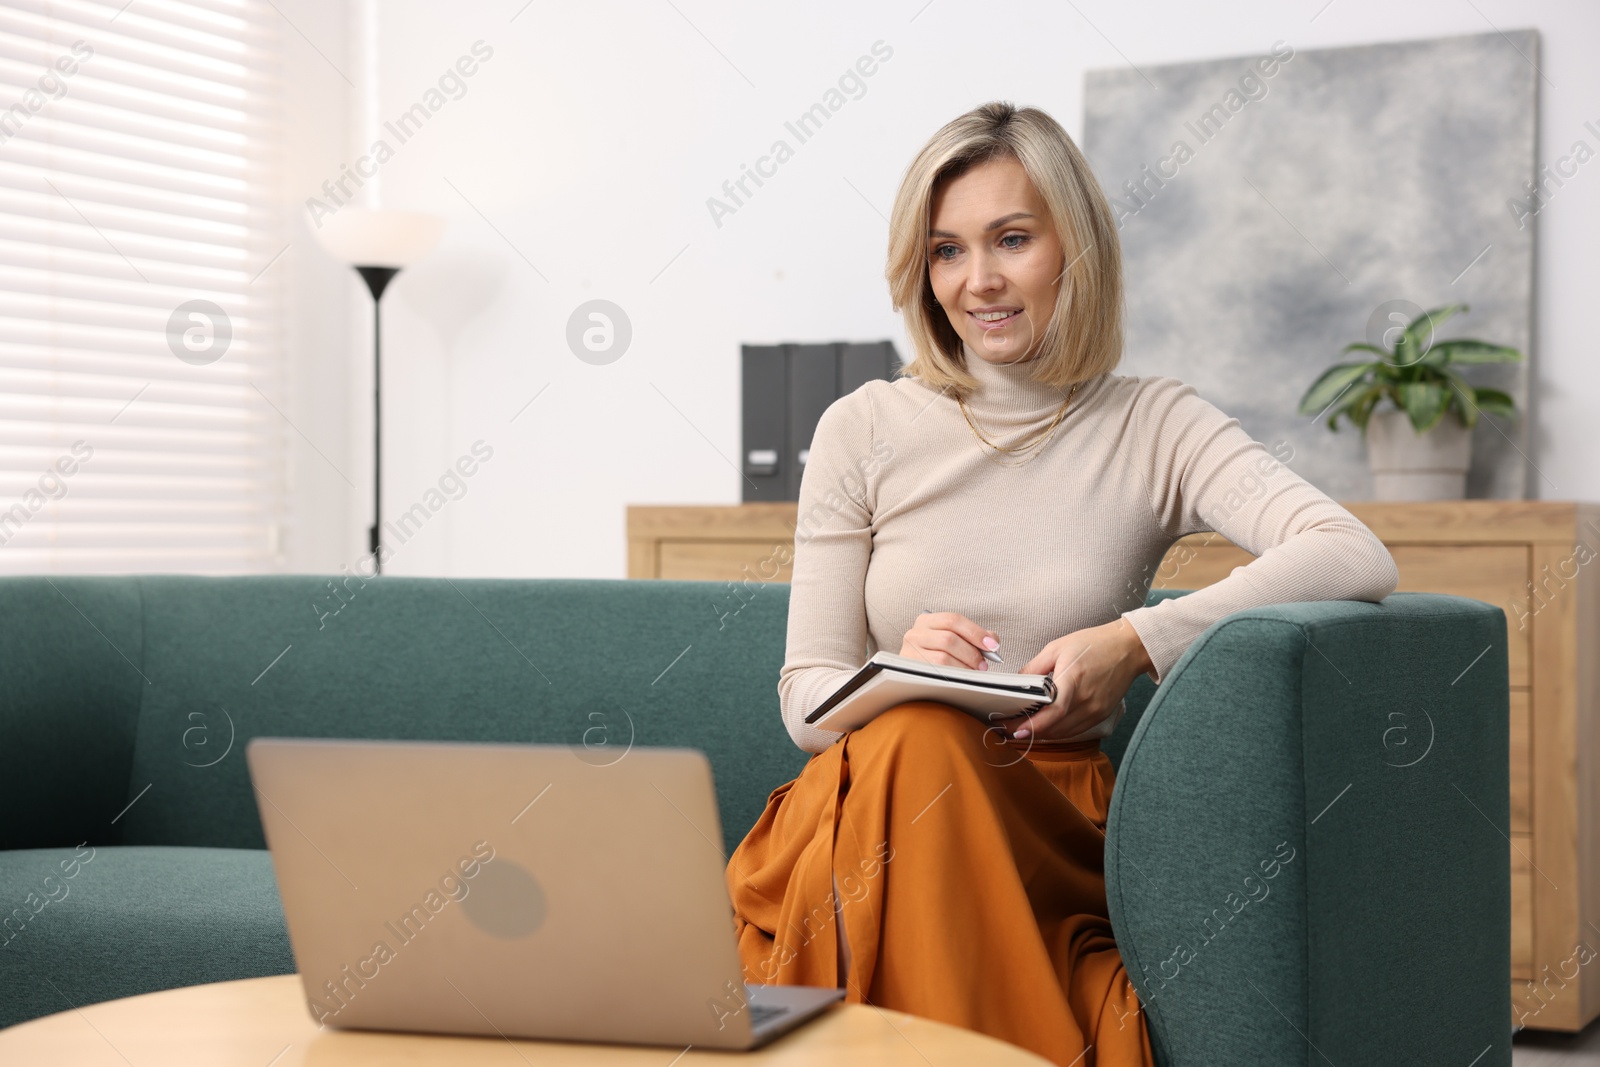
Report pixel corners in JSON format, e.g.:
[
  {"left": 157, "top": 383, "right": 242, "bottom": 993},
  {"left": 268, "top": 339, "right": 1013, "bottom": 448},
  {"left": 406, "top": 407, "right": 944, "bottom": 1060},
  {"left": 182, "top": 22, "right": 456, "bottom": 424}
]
[{"left": 0, "top": 575, "right": 1511, "bottom": 1064}]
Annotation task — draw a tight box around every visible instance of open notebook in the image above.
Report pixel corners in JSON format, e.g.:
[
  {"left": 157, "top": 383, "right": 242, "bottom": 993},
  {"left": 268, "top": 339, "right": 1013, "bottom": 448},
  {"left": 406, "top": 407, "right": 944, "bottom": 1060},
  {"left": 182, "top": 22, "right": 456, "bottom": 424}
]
[{"left": 802, "top": 650, "right": 1057, "bottom": 734}]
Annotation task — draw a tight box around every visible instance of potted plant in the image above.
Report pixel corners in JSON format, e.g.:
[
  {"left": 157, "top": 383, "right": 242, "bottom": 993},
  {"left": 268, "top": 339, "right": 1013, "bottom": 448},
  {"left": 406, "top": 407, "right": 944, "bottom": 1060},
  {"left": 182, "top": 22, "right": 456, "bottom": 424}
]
[{"left": 1297, "top": 303, "right": 1524, "bottom": 500}]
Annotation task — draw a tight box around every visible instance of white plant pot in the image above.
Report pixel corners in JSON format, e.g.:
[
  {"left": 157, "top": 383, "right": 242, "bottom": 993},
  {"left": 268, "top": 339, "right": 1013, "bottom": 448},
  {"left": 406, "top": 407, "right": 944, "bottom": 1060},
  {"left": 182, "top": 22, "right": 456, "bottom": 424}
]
[{"left": 1364, "top": 407, "right": 1473, "bottom": 501}]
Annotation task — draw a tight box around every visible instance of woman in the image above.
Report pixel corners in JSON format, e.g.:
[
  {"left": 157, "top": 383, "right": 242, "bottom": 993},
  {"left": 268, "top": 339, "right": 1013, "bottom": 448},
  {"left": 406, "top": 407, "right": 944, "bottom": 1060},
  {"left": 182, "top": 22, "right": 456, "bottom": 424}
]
[{"left": 726, "top": 101, "right": 1398, "bottom": 1066}]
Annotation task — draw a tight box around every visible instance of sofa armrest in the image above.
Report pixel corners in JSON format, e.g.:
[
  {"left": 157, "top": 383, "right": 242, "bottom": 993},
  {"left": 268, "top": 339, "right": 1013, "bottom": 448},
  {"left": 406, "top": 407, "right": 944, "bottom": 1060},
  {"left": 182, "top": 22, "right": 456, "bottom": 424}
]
[
  {"left": 1101, "top": 588, "right": 1192, "bottom": 773},
  {"left": 0, "top": 576, "right": 145, "bottom": 850},
  {"left": 1105, "top": 592, "right": 1511, "bottom": 1066}
]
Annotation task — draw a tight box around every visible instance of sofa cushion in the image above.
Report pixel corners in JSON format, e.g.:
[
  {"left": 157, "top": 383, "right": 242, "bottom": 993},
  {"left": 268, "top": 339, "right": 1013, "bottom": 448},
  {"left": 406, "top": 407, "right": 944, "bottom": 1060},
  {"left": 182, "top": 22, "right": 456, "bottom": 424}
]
[{"left": 0, "top": 846, "right": 293, "bottom": 1029}]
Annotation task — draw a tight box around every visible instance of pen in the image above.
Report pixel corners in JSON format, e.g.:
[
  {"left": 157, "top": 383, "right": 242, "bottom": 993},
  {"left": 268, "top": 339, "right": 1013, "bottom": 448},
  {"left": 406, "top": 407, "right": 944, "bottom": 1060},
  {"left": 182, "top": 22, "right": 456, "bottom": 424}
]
[{"left": 921, "top": 608, "right": 1004, "bottom": 665}]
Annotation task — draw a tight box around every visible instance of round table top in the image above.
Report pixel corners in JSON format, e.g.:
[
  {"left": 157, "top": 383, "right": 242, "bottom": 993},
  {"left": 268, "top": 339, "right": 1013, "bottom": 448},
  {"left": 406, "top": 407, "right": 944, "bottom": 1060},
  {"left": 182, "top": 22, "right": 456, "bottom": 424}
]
[{"left": 0, "top": 974, "right": 1053, "bottom": 1065}]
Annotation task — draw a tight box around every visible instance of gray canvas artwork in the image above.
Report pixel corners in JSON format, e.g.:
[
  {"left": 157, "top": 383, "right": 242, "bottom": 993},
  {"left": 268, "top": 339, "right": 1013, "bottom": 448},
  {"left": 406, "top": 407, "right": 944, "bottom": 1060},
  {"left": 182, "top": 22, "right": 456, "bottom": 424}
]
[{"left": 1082, "top": 29, "right": 1539, "bottom": 500}]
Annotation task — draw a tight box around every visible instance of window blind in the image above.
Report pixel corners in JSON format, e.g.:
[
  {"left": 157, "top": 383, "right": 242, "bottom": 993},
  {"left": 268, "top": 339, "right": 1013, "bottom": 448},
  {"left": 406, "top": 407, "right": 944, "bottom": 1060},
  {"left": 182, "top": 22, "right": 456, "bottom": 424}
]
[{"left": 0, "top": 0, "right": 286, "bottom": 573}]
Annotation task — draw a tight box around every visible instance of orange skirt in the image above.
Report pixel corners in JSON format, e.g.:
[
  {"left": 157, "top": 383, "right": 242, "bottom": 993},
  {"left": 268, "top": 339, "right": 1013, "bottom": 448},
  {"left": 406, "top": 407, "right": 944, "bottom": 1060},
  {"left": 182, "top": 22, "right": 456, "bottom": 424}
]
[{"left": 727, "top": 700, "right": 1154, "bottom": 1067}]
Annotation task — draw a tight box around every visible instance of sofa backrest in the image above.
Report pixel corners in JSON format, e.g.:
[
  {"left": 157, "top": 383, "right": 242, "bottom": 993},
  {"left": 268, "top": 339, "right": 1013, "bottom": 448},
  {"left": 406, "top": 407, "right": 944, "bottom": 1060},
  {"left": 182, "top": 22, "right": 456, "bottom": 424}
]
[{"left": 0, "top": 575, "right": 1186, "bottom": 854}]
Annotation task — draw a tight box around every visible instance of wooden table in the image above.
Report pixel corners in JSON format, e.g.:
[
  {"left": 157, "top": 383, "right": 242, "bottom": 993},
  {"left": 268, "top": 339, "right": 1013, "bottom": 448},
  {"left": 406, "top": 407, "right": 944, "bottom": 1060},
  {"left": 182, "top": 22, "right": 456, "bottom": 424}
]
[{"left": 0, "top": 974, "right": 1053, "bottom": 1065}]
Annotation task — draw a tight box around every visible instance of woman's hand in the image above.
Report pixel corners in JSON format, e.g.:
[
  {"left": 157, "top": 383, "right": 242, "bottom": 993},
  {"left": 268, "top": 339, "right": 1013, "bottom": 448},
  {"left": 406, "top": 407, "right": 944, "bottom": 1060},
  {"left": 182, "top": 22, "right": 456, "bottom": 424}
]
[
  {"left": 1012, "top": 618, "right": 1154, "bottom": 741},
  {"left": 900, "top": 611, "right": 1000, "bottom": 671}
]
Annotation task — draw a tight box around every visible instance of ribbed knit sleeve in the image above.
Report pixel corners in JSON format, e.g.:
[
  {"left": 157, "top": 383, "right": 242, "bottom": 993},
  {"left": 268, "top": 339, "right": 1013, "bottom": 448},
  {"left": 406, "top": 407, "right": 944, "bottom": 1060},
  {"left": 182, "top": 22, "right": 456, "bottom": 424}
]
[
  {"left": 777, "top": 388, "right": 881, "bottom": 753},
  {"left": 1117, "top": 376, "right": 1400, "bottom": 684}
]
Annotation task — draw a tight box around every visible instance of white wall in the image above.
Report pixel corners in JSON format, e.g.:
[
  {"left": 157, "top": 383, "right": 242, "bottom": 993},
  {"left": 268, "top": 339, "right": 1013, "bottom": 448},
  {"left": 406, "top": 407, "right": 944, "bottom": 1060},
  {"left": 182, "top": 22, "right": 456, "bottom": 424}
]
[
  {"left": 285, "top": 0, "right": 1600, "bottom": 577},
  {"left": 273, "top": 0, "right": 358, "bottom": 573}
]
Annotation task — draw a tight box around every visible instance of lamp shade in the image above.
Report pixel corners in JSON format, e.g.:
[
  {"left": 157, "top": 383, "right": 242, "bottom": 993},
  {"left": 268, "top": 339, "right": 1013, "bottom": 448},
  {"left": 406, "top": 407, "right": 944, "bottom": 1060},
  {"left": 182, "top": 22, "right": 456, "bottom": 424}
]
[{"left": 312, "top": 208, "right": 444, "bottom": 268}]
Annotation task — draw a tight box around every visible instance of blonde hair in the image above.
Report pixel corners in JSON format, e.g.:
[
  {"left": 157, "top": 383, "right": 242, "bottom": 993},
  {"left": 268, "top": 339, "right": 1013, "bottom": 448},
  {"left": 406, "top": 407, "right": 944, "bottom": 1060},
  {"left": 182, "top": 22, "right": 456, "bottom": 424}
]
[{"left": 885, "top": 100, "right": 1124, "bottom": 395}]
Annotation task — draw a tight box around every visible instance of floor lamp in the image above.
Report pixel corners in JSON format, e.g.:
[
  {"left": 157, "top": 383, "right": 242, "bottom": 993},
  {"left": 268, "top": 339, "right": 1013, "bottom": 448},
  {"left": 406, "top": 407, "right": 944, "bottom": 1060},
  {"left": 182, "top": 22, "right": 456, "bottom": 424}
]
[{"left": 312, "top": 208, "right": 444, "bottom": 573}]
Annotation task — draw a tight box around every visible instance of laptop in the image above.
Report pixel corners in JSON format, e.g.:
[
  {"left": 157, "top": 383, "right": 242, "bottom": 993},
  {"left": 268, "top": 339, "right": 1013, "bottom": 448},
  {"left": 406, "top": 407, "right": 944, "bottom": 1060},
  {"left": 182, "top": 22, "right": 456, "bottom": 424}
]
[{"left": 245, "top": 737, "right": 845, "bottom": 1050}]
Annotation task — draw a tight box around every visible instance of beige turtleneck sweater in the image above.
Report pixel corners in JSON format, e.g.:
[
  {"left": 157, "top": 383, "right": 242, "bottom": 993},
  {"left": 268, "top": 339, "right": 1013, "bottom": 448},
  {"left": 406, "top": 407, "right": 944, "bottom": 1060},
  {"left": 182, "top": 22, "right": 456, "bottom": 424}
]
[{"left": 778, "top": 342, "right": 1400, "bottom": 755}]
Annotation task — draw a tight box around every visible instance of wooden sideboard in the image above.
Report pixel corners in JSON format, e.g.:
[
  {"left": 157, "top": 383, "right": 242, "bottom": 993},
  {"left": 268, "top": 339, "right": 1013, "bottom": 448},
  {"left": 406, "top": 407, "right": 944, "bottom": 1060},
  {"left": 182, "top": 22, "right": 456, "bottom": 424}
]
[{"left": 627, "top": 500, "right": 1600, "bottom": 1031}]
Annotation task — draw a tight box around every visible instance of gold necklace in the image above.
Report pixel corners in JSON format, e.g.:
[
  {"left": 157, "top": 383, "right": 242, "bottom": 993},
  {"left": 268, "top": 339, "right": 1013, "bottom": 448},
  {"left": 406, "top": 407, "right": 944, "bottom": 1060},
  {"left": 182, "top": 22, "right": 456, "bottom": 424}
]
[{"left": 958, "top": 380, "right": 1080, "bottom": 467}]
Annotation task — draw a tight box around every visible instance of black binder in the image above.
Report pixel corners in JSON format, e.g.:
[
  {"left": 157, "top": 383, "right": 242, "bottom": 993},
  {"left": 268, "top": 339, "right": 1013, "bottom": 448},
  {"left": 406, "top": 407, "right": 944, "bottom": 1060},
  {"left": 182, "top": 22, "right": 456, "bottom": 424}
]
[
  {"left": 740, "top": 340, "right": 900, "bottom": 502},
  {"left": 740, "top": 344, "right": 788, "bottom": 502}
]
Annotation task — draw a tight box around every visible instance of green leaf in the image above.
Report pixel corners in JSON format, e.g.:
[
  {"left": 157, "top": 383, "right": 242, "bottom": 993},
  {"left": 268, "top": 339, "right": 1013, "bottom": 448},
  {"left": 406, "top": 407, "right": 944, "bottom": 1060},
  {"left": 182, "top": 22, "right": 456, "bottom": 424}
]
[
  {"left": 1471, "top": 387, "right": 1517, "bottom": 419},
  {"left": 1346, "top": 384, "right": 1386, "bottom": 432},
  {"left": 1437, "top": 367, "right": 1479, "bottom": 429},
  {"left": 1389, "top": 353, "right": 1430, "bottom": 384},
  {"left": 1299, "top": 360, "right": 1377, "bottom": 416},
  {"left": 1418, "top": 343, "right": 1451, "bottom": 369},
  {"left": 1340, "top": 342, "right": 1392, "bottom": 359},
  {"left": 1390, "top": 338, "right": 1420, "bottom": 369},
  {"left": 1425, "top": 339, "right": 1526, "bottom": 365},
  {"left": 1403, "top": 303, "right": 1468, "bottom": 361},
  {"left": 1396, "top": 381, "right": 1448, "bottom": 432},
  {"left": 1327, "top": 382, "right": 1382, "bottom": 432}
]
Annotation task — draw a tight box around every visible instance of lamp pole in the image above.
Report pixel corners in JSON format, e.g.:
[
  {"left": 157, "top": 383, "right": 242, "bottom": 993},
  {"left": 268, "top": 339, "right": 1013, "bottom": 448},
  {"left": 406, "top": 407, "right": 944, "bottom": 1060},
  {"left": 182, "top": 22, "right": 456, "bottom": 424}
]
[
  {"left": 310, "top": 207, "right": 443, "bottom": 574},
  {"left": 355, "top": 265, "right": 400, "bottom": 572}
]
